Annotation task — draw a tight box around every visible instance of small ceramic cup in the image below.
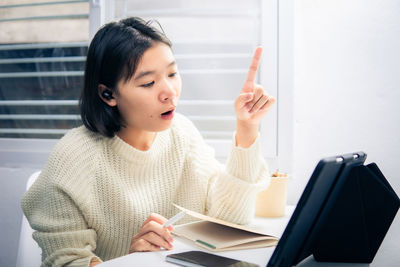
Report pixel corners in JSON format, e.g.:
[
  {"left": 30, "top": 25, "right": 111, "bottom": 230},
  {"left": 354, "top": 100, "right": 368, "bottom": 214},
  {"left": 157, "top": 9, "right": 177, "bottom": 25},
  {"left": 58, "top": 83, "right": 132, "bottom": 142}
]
[{"left": 255, "top": 174, "right": 289, "bottom": 217}]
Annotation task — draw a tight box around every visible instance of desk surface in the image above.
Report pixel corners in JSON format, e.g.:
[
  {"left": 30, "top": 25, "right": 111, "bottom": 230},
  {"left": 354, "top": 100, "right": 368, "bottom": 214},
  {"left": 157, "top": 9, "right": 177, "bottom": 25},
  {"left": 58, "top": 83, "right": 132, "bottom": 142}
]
[{"left": 100, "top": 206, "right": 400, "bottom": 267}]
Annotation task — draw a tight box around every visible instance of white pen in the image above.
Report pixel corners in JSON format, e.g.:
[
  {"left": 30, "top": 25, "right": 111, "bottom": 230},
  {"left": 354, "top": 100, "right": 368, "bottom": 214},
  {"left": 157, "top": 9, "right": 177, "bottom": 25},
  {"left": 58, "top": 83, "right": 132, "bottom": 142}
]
[{"left": 163, "top": 210, "right": 186, "bottom": 228}]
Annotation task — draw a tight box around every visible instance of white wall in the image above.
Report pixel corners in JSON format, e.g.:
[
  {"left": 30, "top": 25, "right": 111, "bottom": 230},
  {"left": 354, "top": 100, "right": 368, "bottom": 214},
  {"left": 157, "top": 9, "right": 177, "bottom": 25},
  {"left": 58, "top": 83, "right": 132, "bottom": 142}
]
[{"left": 290, "top": 0, "right": 400, "bottom": 203}]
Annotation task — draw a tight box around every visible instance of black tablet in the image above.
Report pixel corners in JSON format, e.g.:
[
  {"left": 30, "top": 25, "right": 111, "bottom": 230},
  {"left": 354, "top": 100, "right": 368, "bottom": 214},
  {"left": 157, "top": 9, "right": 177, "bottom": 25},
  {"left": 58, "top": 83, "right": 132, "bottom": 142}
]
[{"left": 267, "top": 152, "right": 367, "bottom": 267}]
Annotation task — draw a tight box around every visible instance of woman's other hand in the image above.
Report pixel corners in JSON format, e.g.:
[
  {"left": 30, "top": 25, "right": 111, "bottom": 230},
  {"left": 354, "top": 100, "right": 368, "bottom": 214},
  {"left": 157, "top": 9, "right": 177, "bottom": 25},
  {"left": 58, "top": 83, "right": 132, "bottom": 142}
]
[
  {"left": 234, "top": 47, "right": 275, "bottom": 148},
  {"left": 129, "top": 213, "right": 174, "bottom": 252}
]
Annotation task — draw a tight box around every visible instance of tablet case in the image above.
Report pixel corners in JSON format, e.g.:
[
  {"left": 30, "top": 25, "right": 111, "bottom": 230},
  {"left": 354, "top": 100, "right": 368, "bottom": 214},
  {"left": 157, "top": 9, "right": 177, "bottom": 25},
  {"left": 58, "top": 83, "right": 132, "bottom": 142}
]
[
  {"left": 268, "top": 153, "right": 364, "bottom": 267},
  {"left": 311, "top": 163, "right": 400, "bottom": 263}
]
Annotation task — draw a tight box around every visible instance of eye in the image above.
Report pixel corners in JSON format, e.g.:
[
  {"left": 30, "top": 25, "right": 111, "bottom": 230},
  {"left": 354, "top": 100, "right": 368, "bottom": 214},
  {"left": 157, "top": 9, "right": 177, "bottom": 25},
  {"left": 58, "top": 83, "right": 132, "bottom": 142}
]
[
  {"left": 168, "top": 72, "right": 177, "bottom": 78},
  {"left": 140, "top": 81, "right": 154, "bottom": 88}
]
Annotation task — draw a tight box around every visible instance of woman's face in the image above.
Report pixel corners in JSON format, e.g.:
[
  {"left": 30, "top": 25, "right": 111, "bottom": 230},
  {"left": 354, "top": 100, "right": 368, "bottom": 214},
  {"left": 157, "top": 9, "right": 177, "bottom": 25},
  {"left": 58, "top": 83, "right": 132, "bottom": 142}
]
[{"left": 114, "top": 42, "right": 182, "bottom": 133}]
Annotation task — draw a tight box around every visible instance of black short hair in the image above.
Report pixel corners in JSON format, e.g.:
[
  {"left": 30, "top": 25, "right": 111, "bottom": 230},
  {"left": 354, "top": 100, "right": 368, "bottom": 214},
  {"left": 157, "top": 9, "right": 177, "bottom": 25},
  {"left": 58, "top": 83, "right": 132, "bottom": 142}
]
[{"left": 79, "top": 17, "right": 172, "bottom": 137}]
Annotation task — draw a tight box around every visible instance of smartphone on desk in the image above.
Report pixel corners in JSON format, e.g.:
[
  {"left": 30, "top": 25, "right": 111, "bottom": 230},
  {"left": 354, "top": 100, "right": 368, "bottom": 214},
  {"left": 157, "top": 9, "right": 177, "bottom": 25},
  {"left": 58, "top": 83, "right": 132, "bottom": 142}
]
[{"left": 165, "top": 250, "right": 259, "bottom": 267}]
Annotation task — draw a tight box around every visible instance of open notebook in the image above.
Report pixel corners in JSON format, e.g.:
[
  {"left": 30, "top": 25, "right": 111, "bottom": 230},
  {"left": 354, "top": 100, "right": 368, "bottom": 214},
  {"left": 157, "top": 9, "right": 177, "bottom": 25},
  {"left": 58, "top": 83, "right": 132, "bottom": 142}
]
[{"left": 172, "top": 204, "right": 278, "bottom": 252}]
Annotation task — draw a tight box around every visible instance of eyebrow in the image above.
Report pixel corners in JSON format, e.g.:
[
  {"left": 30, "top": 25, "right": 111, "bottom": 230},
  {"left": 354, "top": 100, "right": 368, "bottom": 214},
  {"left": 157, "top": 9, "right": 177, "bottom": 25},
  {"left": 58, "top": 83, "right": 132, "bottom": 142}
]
[{"left": 134, "top": 60, "right": 176, "bottom": 81}]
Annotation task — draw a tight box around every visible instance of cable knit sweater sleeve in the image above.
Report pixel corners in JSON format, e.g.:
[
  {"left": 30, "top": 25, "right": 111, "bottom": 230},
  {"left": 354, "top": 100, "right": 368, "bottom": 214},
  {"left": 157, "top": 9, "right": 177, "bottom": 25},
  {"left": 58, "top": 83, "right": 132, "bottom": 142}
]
[
  {"left": 206, "top": 134, "right": 270, "bottom": 224},
  {"left": 21, "top": 129, "right": 102, "bottom": 267},
  {"left": 176, "top": 114, "right": 270, "bottom": 225}
]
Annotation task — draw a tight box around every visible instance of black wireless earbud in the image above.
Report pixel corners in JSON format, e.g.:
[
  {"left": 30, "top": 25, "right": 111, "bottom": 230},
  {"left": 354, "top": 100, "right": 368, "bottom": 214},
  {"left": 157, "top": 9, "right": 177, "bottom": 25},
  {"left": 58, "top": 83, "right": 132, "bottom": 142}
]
[{"left": 102, "top": 90, "right": 113, "bottom": 100}]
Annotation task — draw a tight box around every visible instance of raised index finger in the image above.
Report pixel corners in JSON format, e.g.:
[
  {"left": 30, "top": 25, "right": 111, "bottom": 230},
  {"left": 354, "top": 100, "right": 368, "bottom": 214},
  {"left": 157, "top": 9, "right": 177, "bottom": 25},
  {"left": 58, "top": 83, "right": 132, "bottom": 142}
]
[{"left": 245, "top": 46, "right": 263, "bottom": 85}]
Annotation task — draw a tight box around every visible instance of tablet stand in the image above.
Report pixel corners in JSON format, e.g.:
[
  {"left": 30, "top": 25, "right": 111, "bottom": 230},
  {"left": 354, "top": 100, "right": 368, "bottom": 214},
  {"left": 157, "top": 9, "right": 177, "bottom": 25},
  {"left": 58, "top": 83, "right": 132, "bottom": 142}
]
[{"left": 311, "top": 163, "right": 400, "bottom": 263}]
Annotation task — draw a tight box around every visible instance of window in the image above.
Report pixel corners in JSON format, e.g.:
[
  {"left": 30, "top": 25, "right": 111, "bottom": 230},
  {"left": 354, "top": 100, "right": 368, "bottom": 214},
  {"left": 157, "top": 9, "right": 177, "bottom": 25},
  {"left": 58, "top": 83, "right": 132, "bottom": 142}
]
[
  {"left": 0, "top": 0, "right": 283, "bottom": 166},
  {"left": 0, "top": 0, "right": 89, "bottom": 139},
  {"left": 101, "top": 0, "right": 279, "bottom": 161}
]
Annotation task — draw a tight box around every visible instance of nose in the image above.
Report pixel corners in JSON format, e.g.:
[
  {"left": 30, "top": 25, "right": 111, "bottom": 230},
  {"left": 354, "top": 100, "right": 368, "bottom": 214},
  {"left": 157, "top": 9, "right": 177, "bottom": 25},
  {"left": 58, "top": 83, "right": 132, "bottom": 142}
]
[{"left": 159, "top": 78, "right": 177, "bottom": 104}]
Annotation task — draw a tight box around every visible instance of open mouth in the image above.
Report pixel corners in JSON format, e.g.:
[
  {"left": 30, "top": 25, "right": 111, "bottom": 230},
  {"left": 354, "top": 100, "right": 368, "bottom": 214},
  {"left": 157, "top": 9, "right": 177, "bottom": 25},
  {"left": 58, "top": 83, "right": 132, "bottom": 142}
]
[
  {"left": 161, "top": 110, "right": 173, "bottom": 116},
  {"left": 161, "top": 108, "right": 175, "bottom": 120}
]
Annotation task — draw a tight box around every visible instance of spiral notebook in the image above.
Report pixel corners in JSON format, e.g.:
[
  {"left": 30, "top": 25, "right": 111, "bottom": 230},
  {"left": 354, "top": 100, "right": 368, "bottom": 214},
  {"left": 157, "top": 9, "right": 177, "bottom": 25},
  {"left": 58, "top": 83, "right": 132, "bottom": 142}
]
[{"left": 172, "top": 204, "right": 278, "bottom": 252}]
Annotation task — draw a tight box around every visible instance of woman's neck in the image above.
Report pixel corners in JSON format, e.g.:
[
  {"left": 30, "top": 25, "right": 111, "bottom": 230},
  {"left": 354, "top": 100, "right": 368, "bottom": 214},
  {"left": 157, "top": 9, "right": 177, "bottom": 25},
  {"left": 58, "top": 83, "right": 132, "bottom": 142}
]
[{"left": 116, "top": 128, "right": 157, "bottom": 151}]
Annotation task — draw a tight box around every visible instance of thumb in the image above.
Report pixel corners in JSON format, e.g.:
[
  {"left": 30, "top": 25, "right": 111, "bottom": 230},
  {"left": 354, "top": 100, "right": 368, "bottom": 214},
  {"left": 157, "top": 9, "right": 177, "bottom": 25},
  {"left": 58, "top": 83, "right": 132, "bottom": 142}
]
[{"left": 235, "top": 92, "right": 254, "bottom": 109}]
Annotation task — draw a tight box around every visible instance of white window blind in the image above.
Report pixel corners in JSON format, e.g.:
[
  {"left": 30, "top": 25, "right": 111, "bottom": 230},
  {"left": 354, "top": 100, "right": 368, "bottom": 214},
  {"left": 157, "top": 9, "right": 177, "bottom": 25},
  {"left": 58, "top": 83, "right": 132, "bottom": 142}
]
[
  {"left": 0, "top": 0, "right": 279, "bottom": 165},
  {"left": 0, "top": 1, "right": 89, "bottom": 140},
  {"left": 106, "top": 0, "right": 278, "bottom": 160}
]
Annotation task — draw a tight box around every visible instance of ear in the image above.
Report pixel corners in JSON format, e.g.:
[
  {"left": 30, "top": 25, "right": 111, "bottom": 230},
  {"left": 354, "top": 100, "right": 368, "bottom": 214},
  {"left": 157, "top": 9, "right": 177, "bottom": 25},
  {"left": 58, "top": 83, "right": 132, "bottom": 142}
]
[{"left": 98, "top": 84, "right": 117, "bottom": 107}]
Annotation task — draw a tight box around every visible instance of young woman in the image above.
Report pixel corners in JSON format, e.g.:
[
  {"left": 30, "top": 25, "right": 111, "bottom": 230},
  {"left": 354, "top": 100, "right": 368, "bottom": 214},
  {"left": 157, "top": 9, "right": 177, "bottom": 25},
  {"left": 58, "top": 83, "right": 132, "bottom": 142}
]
[{"left": 22, "top": 17, "right": 275, "bottom": 267}]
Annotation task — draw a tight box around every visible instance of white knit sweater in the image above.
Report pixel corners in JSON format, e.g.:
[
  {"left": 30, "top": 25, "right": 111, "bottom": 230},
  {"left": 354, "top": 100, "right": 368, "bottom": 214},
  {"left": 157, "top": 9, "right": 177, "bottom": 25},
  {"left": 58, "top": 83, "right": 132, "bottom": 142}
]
[{"left": 21, "top": 113, "right": 270, "bottom": 267}]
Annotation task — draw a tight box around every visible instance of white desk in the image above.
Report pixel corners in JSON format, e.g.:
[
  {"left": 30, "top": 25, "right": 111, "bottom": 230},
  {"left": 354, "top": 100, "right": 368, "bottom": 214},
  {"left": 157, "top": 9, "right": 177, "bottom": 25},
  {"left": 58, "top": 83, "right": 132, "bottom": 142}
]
[{"left": 100, "top": 206, "right": 400, "bottom": 267}]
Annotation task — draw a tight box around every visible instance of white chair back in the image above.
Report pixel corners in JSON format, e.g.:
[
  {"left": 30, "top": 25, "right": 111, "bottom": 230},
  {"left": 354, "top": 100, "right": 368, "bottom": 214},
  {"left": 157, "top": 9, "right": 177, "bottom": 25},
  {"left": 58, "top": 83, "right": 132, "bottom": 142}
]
[{"left": 16, "top": 171, "right": 42, "bottom": 267}]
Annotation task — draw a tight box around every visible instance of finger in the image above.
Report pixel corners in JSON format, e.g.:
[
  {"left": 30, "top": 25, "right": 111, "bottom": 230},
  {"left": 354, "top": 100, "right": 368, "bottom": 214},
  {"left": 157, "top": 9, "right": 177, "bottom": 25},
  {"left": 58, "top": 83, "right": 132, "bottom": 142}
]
[
  {"left": 130, "top": 238, "right": 161, "bottom": 252},
  {"left": 245, "top": 86, "right": 264, "bottom": 111},
  {"left": 141, "top": 213, "right": 174, "bottom": 232},
  {"left": 137, "top": 220, "right": 174, "bottom": 243},
  {"left": 259, "top": 96, "right": 276, "bottom": 112},
  {"left": 244, "top": 47, "right": 263, "bottom": 87},
  {"left": 249, "top": 94, "right": 269, "bottom": 113},
  {"left": 141, "top": 213, "right": 168, "bottom": 227},
  {"left": 235, "top": 92, "right": 254, "bottom": 110},
  {"left": 141, "top": 231, "right": 173, "bottom": 250}
]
